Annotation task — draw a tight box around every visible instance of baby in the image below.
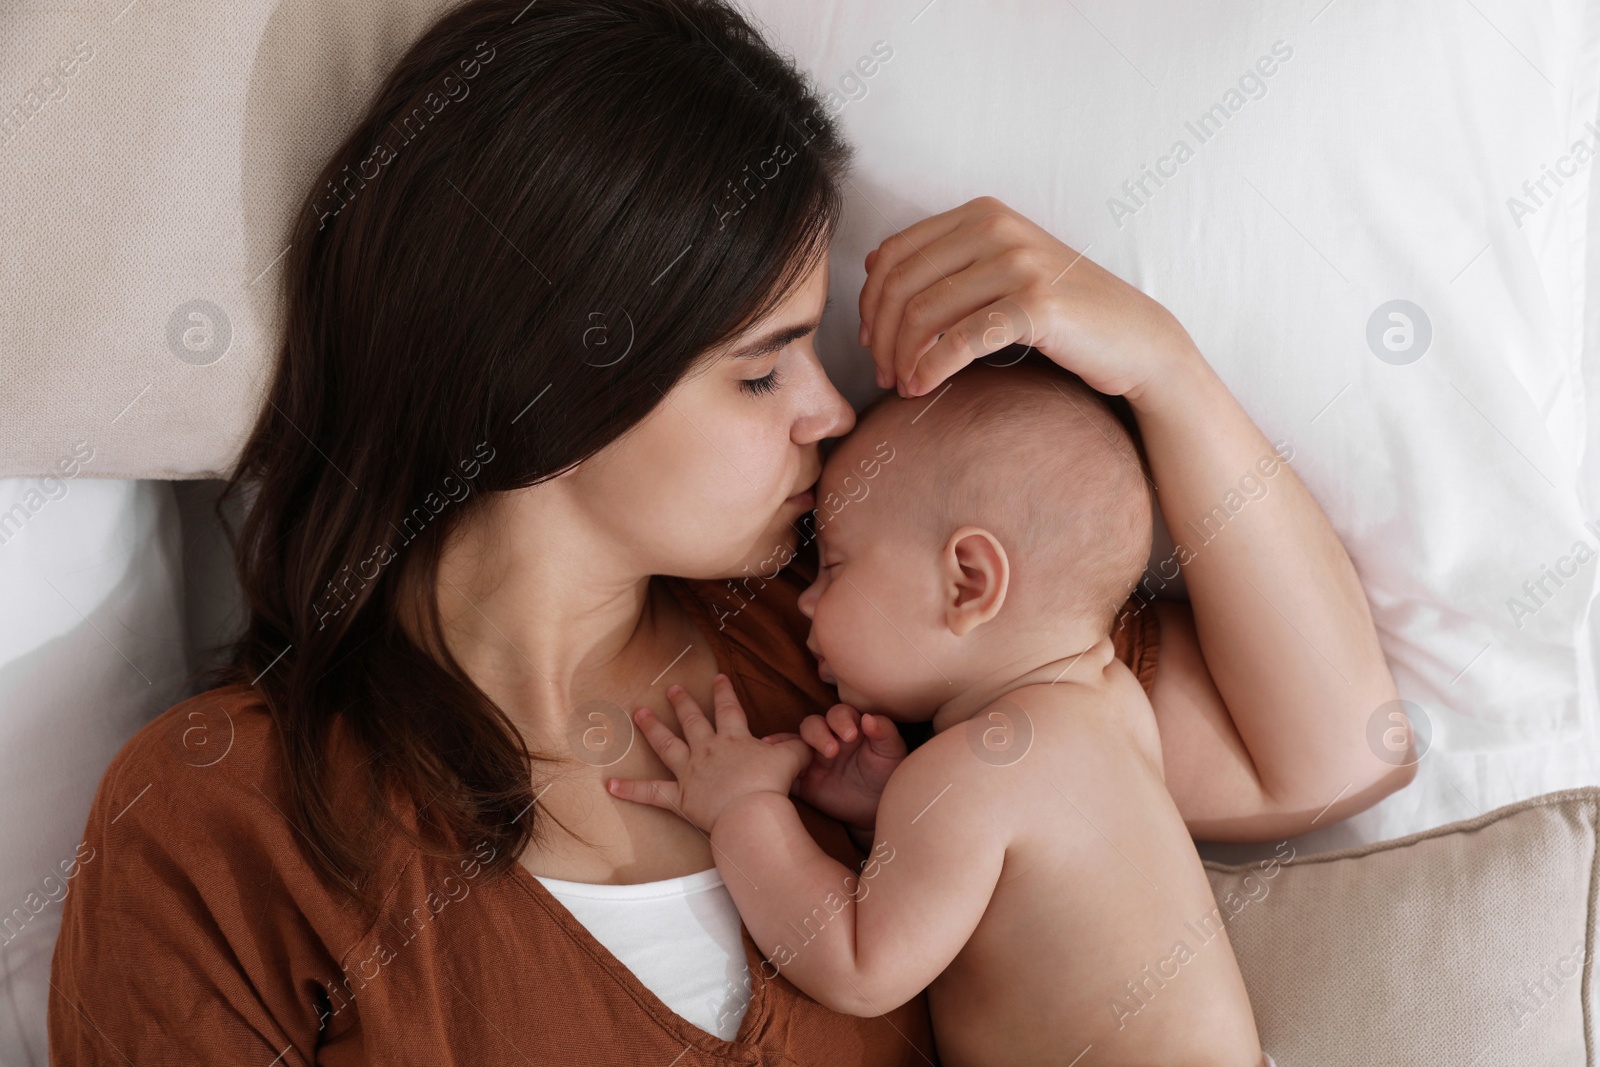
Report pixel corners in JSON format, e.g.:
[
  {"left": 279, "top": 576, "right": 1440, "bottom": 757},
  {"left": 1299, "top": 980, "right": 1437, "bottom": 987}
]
[{"left": 612, "top": 358, "right": 1269, "bottom": 1067}]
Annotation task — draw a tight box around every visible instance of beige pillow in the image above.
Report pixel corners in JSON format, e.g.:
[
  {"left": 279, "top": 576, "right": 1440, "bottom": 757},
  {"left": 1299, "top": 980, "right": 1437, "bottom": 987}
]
[
  {"left": 0, "top": 0, "right": 454, "bottom": 479},
  {"left": 1202, "top": 788, "right": 1598, "bottom": 1066}
]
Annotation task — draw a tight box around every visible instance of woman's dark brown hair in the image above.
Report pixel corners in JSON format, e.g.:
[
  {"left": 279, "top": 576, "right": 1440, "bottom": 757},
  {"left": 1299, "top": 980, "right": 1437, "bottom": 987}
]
[{"left": 200, "top": 0, "right": 853, "bottom": 910}]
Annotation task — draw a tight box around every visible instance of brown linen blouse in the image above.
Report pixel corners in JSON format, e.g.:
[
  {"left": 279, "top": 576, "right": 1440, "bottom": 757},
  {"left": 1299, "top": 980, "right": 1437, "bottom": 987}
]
[{"left": 49, "top": 549, "right": 1159, "bottom": 1066}]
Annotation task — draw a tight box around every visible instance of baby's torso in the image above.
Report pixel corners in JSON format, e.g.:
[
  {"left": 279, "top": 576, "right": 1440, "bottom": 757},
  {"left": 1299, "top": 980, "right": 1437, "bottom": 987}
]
[{"left": 924, "top": 656, "right": 1259, "bottom": 1067}]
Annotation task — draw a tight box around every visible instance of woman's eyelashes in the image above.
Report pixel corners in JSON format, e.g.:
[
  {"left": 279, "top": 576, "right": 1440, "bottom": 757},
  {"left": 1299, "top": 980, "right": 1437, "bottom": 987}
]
[{"left": 740, "top": 367, "right": 783, "bottom": 396}]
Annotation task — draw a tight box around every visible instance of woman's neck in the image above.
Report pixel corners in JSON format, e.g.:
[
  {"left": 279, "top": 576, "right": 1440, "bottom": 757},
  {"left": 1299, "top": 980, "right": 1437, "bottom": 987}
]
[
  {"left": 402, "top": 486, "right": 731, "bottom": 884},
  {"left": 410, "top": 487, "right": 685, "bottom": 742}
]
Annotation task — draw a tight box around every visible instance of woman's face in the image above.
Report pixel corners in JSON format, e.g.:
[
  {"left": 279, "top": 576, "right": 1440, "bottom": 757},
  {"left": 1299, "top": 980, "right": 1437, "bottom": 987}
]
[{"left": 570, "top": 255, "right": 855, "bottom": 581}]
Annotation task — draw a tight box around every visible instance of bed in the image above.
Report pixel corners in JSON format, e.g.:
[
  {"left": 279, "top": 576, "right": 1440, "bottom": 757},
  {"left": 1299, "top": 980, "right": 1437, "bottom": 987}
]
[{"left": 2, "top": 0, "right": 1597, "bottom": 1062}]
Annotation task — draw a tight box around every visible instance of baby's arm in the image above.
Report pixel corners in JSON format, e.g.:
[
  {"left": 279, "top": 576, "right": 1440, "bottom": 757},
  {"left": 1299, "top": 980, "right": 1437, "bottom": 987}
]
[
  {"left": 713, "top": 730, "right": 1004, "bottom": 1016},
  {"left": 762, "top": 703, "right": 907, "bottom": 853},
  {"left": 609, "top": 677, "right": 1005, "bottom": 1015}
]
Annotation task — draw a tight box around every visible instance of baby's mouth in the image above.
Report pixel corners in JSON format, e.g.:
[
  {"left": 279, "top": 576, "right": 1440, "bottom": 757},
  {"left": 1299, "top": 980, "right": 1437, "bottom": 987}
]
[{"left": 814, "top": 652, "right": 836, "bottom": 685}]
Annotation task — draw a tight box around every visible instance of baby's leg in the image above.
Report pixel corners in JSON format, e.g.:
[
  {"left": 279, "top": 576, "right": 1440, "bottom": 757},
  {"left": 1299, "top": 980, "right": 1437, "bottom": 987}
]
[{"left": 931, "top": 686, "right": 1265, "bottom": 1067}]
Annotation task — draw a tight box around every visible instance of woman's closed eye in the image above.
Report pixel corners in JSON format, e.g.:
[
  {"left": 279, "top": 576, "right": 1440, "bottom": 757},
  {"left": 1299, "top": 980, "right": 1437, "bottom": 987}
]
[{"left": 740, "top": 368, "right": 783, "bottom": 396}]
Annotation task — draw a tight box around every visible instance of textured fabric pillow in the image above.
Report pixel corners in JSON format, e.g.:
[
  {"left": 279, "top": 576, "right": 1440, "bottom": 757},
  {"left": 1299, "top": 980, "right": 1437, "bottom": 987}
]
[
  {"left": 0, "top": 0, "right": 458, "bottom": 480},
  {"left": 1201, "top": 788, "right": 1598, "bottom": 1065}
]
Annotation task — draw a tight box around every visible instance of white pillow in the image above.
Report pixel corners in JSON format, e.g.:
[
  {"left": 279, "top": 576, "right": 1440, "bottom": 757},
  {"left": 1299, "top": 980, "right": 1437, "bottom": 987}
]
[
  {"left": 0, "top": 478, "right": 189, "bottom": 1062},
  {"left": 3, "top": 0, "right": 1596, "bottom": 758},
  {"left": 734, "top": 0, "right": 1600, "bottom": 761}
]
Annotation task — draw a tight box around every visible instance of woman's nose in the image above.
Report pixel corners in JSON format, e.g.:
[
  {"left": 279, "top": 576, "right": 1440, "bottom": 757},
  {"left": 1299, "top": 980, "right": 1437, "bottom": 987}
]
[
  {"left": 795, "top": 359, "right": 857, "bottom": 445},
  {"left": 824, "top": 387, "right": 857, "bottom": 439}
]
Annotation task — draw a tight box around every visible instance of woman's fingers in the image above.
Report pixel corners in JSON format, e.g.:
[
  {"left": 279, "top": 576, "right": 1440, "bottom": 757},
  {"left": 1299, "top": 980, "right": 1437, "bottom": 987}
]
[
  {"left": 859, "top": 198, "right": 984, "bottom": 338},
  {"left": 865, "top": 227, "right": 987, "bottom": 394},
  {"left": 859, "top": 201, "right": 979, "bottom": 385},
  {"left": 606, "top": 776, "right": 680, "bottom": 811},
  {"left": 882, "top": 226, "right": 1030, "bottom": 395},
  {"left": 904, "top": 291, "right": 1045, "bottom": 397}
]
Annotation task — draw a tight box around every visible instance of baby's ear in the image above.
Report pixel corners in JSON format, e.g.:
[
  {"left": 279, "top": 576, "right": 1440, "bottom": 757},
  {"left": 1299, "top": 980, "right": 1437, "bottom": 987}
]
[{"left": 942, "top": 526, "right": 1009, "bottom": 636}]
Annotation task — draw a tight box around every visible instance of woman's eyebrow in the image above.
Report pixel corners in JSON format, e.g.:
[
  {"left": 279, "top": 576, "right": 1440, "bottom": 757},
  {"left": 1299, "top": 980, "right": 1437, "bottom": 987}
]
[
  {"left": 730, "top": 321, "right": 818, "bottom": 359},
  {"left": 729, "top": 296, "right": 834, "bottom": 360}
]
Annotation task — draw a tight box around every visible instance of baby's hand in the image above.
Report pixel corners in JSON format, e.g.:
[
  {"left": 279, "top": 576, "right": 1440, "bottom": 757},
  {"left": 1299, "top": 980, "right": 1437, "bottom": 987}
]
[
  {"left": 606, "top": 675, "right": 813, "bottom": 834},
  {"left": 761, "top": 703, "right": 907, "bottom": 837}
]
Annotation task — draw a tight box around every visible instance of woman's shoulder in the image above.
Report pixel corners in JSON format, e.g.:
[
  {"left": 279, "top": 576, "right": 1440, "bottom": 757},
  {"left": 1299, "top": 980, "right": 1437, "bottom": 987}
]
[
  {"left": 83, "top": 682, "right": 396, "bottom": 922},
  {"left": 50, "top": 683, "right": 401, "bottom": 1056},
  {"left": 94, "top": 682, "right": 281, "bottom": 820},
  {"left": 99, "top": 683, "right": 330, "bottom": 818}
]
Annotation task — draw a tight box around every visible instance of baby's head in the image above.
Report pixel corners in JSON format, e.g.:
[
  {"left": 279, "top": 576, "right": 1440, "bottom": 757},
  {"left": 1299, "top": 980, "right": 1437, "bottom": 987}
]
[{"left": 796, "top": 356, "right": 1152, "bottom": 719}]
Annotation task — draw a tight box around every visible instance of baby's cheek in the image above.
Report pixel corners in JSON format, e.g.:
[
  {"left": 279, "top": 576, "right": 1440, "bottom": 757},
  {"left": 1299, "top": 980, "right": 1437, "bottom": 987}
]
[
  {"left": 820, "top": 590, "right": 922, "bottom": 701},
  {"left": 812, "top": 588, "right": 853, "bottom": 652},
  {"left": 815, "top": 590, "right": 873, "bottom": 667}
]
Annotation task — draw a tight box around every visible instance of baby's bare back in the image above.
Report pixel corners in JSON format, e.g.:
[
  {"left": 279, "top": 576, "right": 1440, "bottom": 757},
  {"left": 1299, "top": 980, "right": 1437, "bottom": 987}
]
[{"left": 923, "top": 656, "right": 1262, "bottom": 1067}]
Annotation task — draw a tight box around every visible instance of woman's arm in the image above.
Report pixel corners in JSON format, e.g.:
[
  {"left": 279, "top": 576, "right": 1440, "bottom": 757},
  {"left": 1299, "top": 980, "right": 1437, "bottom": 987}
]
[
  {"left": 856, "top": 196, "right": 1412, "bottom": 842},
  {"left": 1127, "top": 353, "right": 1410, "bottom": 840}
]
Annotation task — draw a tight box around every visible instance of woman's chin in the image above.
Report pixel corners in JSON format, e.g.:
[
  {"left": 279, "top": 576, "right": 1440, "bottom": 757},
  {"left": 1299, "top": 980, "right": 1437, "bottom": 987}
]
[{"left": 684, "top": 523, "right": 800, "bottom": 582}]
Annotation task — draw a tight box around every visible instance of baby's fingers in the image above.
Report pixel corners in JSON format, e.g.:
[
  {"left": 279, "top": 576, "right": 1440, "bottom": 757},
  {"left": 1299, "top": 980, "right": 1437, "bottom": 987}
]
[
  {"left": 633, "top": 707, "right": 689, "bottom": 775},
  {"left": 606, "top": 777, "right": 680, "bottom": 811},
  {"left": 664, "top": 686, "right": 715, "bottom": 745},
  {"left": 760, "top": 731, "right": 801, "bottom": 745},
  {"left": 859, "top": 710, "right": 909, "bottom": 758},
  {"left": 707, "top": 674, "right": 751, "bottom": 738},
  {"left": 824, "top": 703, "right": 862, "bottom": 743},
  {"left": 798, "top": 714, "right": 844, "bottom": 759}
]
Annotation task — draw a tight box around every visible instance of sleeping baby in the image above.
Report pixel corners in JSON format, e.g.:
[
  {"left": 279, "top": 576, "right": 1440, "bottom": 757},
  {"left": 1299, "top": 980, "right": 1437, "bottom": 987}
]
[{"left": 609, "top": 358, "right": 1273, "bottom": 1067}]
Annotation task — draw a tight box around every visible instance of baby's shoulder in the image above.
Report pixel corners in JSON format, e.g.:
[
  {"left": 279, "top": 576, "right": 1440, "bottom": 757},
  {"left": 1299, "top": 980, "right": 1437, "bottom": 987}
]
[
  {"left": 890, "top": 698, "right": 1054, "bottom": 808},
  {"left": 1008, "top": 673, "right": 1164, "bottom": 781},
  {"left": 869, "top": 722, "right": 1024, "bottom": 860},
  {"left": 936, "top": 673, "right": 1161, "bottom": 773}
]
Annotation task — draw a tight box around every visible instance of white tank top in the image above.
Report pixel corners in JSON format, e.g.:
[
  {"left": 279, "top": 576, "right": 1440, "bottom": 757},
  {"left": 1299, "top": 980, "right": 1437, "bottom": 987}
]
[{"left": 533, "top": 866, "right": 751, "bottom": 1040}]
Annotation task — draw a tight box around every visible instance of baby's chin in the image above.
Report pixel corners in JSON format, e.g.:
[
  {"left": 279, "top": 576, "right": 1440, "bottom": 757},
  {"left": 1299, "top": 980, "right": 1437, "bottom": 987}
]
[{"left": 831, "top": 677, "right": 925, "bottom": 724}]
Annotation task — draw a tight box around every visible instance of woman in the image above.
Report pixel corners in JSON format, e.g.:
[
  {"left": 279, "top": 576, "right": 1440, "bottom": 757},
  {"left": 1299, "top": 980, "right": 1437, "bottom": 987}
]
[{"left": 49, "top": 0, "right": 1410, "bottom": 1062}]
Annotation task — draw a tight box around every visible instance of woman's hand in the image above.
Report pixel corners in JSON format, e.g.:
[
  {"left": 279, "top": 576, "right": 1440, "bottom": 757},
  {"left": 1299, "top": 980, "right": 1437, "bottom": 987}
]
[
  {"left": 859, "top": 198, "right": 1409, "bottom": 839},
  {"left": 760, "top": 703, "right": 906, "bottom": 838},
  {"left": 606, "top": 674, "right": 814, "bottom": 834},
  {"left": 857, "top": 195, "right": 1198, "bottom": 401}
]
